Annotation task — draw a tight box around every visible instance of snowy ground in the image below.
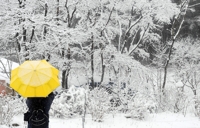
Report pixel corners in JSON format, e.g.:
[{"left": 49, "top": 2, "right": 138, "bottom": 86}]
[{"left": 2, "top": 112, "right": 200, "bottom": 128}]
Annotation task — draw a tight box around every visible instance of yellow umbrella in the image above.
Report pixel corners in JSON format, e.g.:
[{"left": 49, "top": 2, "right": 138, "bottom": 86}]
[{"left": 10, "top": 60, "right": 60, "bottom": 97}]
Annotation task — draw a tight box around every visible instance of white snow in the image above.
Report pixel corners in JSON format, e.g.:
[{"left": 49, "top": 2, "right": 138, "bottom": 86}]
[
  {"left": 0, "top": 58, "right": 19, "bottom": 83},
  {"left": 0, "top": 58, "right": 19, "bottom": 72},
  {"left": 2, "top": 112, "right": 200, "bottom": 128}
]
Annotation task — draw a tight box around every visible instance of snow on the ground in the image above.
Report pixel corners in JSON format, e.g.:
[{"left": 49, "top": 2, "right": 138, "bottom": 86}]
[{"left": 2, "top": 112, "right": 200, "bottom": 128}]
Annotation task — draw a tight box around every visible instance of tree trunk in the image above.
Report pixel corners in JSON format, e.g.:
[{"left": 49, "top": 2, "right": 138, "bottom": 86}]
[
  {"left": 65, "top": 48, "right": 71, "bottom": 89},
  {"left": 162, "top": 39, "right": 175, "bottom": 93},
  {"left": 30, "top": 26, "right": 35, "bottom": 43},
  {"left": 44, "top": 3, "right": 48, "bottom": 38},
  {"left": 22, "top": 27, "right": 26, "bottom": 42},
  {"left": 91, "top": 34, "right": 94, "bottom": 88},
  {"left": 61, "top": 47, "right": 71, "bottom": 89},
  {"left": 62, "top": 70, "right": 66, "bottom": 89},
  {"left": 100, "top": 52, "right": 105, "bottom": 83},
  {"left": 193, "top": 90, "right": 198, "bottom": 116},
  {"left": 44, "top": 3, "right": 48, "bottom": 17},
  {"left": 65, "top": 0, "right": 77, "bottom": 28},
  {"left": 162, "top": 1, "right": 188, "bottom": 93},
  {"left": 57, "top": 0, "right": 59, "bottom": 21}
]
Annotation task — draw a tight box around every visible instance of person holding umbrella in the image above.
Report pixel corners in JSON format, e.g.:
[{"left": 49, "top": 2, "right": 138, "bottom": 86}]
[
  {"left": 10, "top": 60, "right": 60, "bottom": 128},
  {"left": 25, "top": 92, "right": 55, "bottom": 128}
]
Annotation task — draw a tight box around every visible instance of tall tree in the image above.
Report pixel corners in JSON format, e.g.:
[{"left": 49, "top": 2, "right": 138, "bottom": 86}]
[{"left": 162, "top": 0, "right": 189, "bottom": 93}]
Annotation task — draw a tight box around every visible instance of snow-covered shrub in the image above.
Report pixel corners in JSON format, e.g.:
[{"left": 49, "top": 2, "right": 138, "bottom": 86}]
[
  {"left": 155, "top": 86, "right": 187, "bottom": 113},
  {"left": 125, "top": 105, "right": 148, "bottom": 120},
  {"left": 124, "top": 99, "right": 147, "bottom": 120},
  {"left": 0, "top": 95, "right": 25, "bottom": 126},
  {"left": 87, "top": 87, "right": 110, "bottom": 122},
  {"left": 146, "top": 100, "right": 158, "bottom": 114},
  {"left": 173, "top": 87, "right": 188, "bottom": 113},
  {"left": 124, "top": 91, "right": 158, "bottom": 120},
  {"left": 193, "top": 98, "right": 200, "bottom": 118},
  {"left": 51, "top": 86, "right": 86, "bottom": 118},
  {"left": 172, "top": 38, "right": 200, "bottom": 115}
]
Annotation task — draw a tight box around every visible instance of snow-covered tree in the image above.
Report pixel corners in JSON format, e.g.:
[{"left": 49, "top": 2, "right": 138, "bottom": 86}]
[
  {"left": 0, "top": 0, "right": 179, "bottom": 91},
  {"left": 172, "top": 37, "right": 200, "bottom": 116}
]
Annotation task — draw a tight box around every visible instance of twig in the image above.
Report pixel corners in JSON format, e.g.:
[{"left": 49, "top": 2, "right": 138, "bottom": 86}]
[
  {"left": 100, "top": 6, "right": 114, "bottom": 36},
  {"left": 118, "top": 18, "right": 122, "bottom": 51},
  {"left": 188, "top": 2, "right": 200, "bottom": 8},
  {"left": 124, "top": 16, "right": 142, "bottom": 37},
  {"left": 128, "top": 23, "right": 149, "bottom": 55},
  {"left": 103, "top": 30, "right": 112, "bottom": 45},
  {"left": 121, "top": 16, "right": 143, "bottom": 53}
]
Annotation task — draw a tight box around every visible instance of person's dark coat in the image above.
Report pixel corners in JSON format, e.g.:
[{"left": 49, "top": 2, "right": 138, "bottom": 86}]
[{"left": 25, "top": 92, "right": 55, "bottom": 128}]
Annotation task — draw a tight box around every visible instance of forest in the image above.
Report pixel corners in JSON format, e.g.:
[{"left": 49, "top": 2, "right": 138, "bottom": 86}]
[{"left": 0, "top": 0, "right": 200, "bottom": 126}]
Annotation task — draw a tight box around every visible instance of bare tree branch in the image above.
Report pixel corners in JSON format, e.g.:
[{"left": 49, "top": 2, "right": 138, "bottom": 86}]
[
  {"left": 103, "top": 30, "right": 112, "bottom": 45},
  {"left": 70, "top": 6, "right": 77, "bottom": 23},
  {"left": 125, "top": 16, "right": 142, "bottom": 37},
  {"left": 117, "top": 19, "right": 122, "bottom": 51},
  {"left": 173, "top": 18, "right": 184, "bottom": 40},
  {"left": 173, "top": 0, "right": 188, "bottom": 40},
  {"left": 128, "top": 23, "right": 149, "bottom": 56},
  {"left": 189, "top": 2, "right": 200, "bottom": 8},
  {"left": 100, "top": 6, "right": 114, "bottom": 36},
  {"left": 65, "top": 0, "right": 77, "bottom": 27},
  {"left": 121, "top": 16, "right": 143, "bottom": 53},
  {"left": 0, "top": 60, "right": 9, "bottom": 78}
]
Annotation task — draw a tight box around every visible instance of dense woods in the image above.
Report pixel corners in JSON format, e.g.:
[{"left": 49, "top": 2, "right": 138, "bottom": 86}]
[{"left": 1, "top": 0, "right": 200, "bottom": 124}]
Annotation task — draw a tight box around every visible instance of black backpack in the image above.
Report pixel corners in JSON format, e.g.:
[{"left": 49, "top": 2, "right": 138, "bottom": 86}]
[{"left": 29, "top": 99, "right": 49, "bottom": 128}]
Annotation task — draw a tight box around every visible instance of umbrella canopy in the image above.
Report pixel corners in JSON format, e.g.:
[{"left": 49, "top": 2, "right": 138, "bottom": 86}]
[{"left": 10, "top": 60, "right": 60, "bottom": 97}]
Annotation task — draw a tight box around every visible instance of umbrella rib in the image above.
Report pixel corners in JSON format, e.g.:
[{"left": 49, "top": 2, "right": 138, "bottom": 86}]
[
  {"left": 36, "top": 67, "right": 53, "bottom": 69},
  {"left": 35, "top": 60, "right": 51, "bottom": 70},
  {"left": 20, "top": 61, "right": 35, "bottom": 70},
  {"left": 17, "top": 71, "right": 35, "bottom": 86},
  {"left": 35, "top": 60, "right": 42, "bottom": 69},
  {"left": 36, "top": 70, "right": 53, "bottom": 78},
  {"left": 18, "top": 71, "right": 33, "bottom": 78},
  {"left": 17, "top": 68, "right": 33, "bottom": 75},
  {"left": 19, "top": 67, "right": 33, "bottom": 70},
  {"left": 35, "top": 72, "right": 43, "bottom": 85}
]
